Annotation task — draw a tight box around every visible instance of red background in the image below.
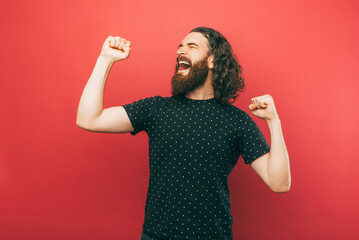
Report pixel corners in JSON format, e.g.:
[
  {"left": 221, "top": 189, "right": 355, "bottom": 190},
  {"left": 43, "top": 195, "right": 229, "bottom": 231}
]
[{"left": 1, "top": 0, "right": 358, "bottom": 239}]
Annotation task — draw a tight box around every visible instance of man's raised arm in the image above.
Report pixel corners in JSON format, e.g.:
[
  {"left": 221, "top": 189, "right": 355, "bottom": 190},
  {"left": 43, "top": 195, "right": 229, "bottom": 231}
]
[{"left": 76, "top": 36, "right": 134, "bottom": 133}]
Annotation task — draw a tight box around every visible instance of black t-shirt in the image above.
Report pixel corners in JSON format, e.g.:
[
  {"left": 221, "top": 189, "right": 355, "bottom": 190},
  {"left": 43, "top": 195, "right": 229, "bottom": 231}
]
[{"left": 122, "top": 95, "right": 270, "bottom": 240}]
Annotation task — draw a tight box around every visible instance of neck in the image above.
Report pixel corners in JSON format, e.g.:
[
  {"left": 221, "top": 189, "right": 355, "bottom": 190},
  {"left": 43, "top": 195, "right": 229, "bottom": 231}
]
[{"left": 185, "top": 71, "right": 214, "bottom": 100}]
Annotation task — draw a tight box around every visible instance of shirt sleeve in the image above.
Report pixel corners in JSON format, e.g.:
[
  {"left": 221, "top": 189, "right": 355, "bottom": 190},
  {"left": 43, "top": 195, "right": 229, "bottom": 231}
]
[
  {"left": 239, "top": 112, "right": 271, "bottom": 164},
  {"left": 122, "top": 95, "right": 162, "bottom": 136}
]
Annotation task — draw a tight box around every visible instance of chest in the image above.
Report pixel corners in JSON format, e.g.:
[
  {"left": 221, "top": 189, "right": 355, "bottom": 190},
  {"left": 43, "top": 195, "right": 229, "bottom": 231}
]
[{"left": 147, "top": 106, "right": 240, "bottom": 155}]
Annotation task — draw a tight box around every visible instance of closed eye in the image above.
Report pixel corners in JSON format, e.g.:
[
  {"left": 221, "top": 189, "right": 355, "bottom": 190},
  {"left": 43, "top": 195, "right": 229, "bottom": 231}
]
[{"left": 178, "top": 42, "right": 199, "bottom": 49}]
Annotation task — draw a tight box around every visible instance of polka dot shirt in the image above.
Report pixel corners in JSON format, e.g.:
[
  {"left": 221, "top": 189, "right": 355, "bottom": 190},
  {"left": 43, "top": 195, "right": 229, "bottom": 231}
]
[{"left": 122, "top": 95, "right": 270, "bottom": 240}]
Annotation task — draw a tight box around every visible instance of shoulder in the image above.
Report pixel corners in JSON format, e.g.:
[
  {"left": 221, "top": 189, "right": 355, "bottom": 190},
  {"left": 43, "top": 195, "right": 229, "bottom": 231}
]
[
  {"left": 221, "top": 103, "right": 258, "bottom": 128},
  {"left": 149, "top": 95, "right": 187, "bottom": 105},
  {"left": 125, "top": 95, "right": 183, "bottom": 108},
  {"left": 223, "top": 103, "right": 250, "bottom": 118},
  {"left": 139, "top": 95, "right": 166, "bottom": 101},
  {"left": 128, "top": 95, "right": 168, "bottom": 105},
  {"left": 133, "top": 95, "right": 173, "bottom": 111}
]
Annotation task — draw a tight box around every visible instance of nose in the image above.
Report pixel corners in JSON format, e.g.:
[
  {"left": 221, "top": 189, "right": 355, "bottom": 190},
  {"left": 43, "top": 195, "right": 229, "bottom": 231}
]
[{"left": 176, "top": 45, "right": 186, "bottom": 56}]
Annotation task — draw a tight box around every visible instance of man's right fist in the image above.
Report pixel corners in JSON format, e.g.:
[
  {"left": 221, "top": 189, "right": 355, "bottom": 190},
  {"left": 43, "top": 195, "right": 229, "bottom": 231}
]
[{"left": 100, "top": 36, "right": 131, "bottom": 62}]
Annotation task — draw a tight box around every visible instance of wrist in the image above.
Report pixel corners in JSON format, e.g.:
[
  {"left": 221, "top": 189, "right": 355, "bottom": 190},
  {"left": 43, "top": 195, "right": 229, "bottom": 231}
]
[
  {"left": 98, "top": 55, "right": 115, "bottom": 65},
  {"left": 266, "top": 115, "right": 280, "bottom": 123}
]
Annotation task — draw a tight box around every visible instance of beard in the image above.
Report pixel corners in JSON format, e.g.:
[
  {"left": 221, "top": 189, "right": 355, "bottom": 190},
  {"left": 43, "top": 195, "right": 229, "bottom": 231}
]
[{"left": 171, "top": 56, "right": 210, "bottom": 97}]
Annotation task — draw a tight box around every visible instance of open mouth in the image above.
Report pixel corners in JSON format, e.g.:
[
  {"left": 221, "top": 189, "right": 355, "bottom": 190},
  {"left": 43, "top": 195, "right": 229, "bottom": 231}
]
[{"left": 178, "top": 61, "right": 191, "bottom": 71}]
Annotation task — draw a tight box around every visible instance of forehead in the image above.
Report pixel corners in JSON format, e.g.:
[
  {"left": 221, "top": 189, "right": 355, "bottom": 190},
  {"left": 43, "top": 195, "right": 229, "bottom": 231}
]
[{"left": 180, "top": 32, "right": 210, "bottom": 50}]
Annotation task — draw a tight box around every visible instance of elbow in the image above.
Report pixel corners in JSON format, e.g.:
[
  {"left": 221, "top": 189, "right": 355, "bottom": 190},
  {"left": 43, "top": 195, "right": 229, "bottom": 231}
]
[
  {"left": 270, "top": 182, "right": 291, "bottom": 193},
  {"left": 272, "top": 187, "right": 290, "bottom": 193},
  {"left": 269, "top": 172, "right": 291, "bottom": 193},
  {"left": 76, "top": 119, "right": 92, "bottom": 131},
  {"left": 272, "top": 186, "right": 290, "bottom": 193}
]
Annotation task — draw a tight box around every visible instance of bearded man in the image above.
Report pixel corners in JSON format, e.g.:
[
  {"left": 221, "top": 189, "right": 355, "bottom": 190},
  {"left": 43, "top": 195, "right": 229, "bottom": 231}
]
[{"left": 76, "top": 27, "right": 291, "bottom": 240}]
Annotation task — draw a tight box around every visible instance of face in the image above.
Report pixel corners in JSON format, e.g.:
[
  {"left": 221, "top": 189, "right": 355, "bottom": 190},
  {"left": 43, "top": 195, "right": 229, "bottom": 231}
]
[{"left": 171, "top": 32, "right": 214, "bottom": 96}]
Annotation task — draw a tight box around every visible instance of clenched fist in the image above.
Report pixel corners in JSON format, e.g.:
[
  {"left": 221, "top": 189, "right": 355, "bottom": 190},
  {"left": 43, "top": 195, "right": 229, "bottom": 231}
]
[
  {"left": 100, "top": 36, "right": 131, "bottom": 63},
  {"left": 249, "top": 94, "right": 279, "bottom": 121}
]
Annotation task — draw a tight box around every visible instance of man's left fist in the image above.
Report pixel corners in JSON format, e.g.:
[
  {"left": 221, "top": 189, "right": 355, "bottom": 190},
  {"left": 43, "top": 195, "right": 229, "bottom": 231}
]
[{"left": 249, "top": 94, "right": 279, "bottom": 121}]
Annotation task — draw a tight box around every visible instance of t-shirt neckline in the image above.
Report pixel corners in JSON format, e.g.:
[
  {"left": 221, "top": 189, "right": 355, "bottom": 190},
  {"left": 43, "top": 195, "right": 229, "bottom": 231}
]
[{"left": 182, "top": 95, "right": 216, "bottom": 102}]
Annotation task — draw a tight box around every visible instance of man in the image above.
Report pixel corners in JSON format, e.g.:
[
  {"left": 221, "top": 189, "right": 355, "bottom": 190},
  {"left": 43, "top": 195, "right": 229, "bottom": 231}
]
[{"left": 76, "top": 27, "right": 291, "bottom": 240}]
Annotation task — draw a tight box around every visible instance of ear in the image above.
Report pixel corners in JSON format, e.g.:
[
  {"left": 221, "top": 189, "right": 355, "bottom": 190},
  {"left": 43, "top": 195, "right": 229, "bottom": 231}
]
[{"left": 207, "top": 54, "right": 214, "bottom": 69}]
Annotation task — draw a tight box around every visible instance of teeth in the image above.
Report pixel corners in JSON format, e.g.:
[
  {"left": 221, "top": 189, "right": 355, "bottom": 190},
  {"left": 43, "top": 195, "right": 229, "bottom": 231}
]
[{"left": 179, "top": 61, "right": 190, "bottom": 66}]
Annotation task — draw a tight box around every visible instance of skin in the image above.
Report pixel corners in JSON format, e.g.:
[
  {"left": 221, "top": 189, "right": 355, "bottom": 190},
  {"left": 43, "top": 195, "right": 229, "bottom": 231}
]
[
  {"left": 176, "top": 32, "right": 215, "bottom": 100},
  {"left": 249, "top": 95, "right": 291, "bottom": 193}
]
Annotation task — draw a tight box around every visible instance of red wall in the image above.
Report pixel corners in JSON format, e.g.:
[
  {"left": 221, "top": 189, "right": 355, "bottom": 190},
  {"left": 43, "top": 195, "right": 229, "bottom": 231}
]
[{"left": 1, "top": 0, "right": 358, "bottom": 239}]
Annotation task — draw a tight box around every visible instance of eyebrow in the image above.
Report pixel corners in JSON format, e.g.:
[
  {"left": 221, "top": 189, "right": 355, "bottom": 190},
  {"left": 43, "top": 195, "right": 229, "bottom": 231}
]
[{"left": 178, "top": 42, "right": 200, "bottom": 48}]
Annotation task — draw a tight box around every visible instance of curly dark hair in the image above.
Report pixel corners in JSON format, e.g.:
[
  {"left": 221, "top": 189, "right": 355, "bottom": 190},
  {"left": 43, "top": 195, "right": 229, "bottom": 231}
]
[{"left": 190, "top": 27, "right": 246, "bottom": 105}]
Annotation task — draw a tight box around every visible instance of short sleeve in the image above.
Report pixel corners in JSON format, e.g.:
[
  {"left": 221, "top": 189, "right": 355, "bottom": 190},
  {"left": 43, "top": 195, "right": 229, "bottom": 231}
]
[
  {"left": 239, "top": 112, "right": 271, "bottom": 164},
  {"left": 122, "top": 95, "right": 162, "bottom": 136}
]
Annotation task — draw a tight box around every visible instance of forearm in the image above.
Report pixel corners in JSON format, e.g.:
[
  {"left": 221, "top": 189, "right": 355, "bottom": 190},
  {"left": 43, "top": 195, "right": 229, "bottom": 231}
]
[
  {"left": 76, "top": 55, "right": 114, "bottom": 128},
  {"left": 266, "top": 117, "right": 291, "bottom": 192}
]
